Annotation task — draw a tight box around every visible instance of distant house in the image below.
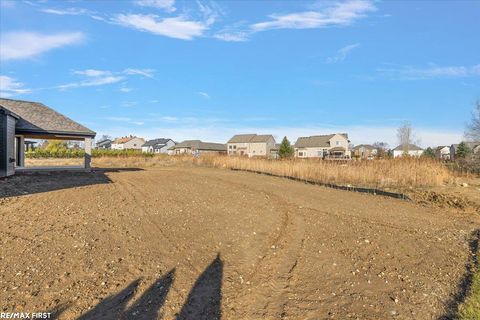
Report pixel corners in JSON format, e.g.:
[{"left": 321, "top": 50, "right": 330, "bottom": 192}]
[
  {"left": 450, "top": 142, "right": 480, "bottom": 160},
  {"left": 435, "top": 146, "right": 451, "bottom": 160},
  {"left": 294, "top": 133, "right": 350, "bottom": 158},
  {"left": 169, "top": 140, "right": 227, "bottom": 155},
  {"left": 111, "top": 136, "right": 145, "bottom": 150},
  {"left": 227, "top": 134, "right": 276, "bottom": 157},
  {"left": 141, "top": 138, "right": 175, "bottom": 154},
  {"left": 269, "top": 143, "right": 281, "bottom": 159},
  {"left": 96, "top": 139, "right": 112, "bottom": 149},
  {"left": 393, "top": 144, "right": 424, "bottom": 158},
  {"left": 352, "top": 144, "right": 377, "bottom": 159}
]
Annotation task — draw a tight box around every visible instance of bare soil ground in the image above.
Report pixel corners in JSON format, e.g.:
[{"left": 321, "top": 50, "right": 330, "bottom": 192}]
[{"left": 1, "top": 166, "right": 479, "bottom": 319}]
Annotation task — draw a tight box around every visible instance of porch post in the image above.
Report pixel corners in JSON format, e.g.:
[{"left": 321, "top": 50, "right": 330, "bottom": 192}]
[
  {"left": 84, "top": 137, "right": 92, "bottom": 170},
  {"left": 18, "top": 135, "right": 25, "bottom": 167}
]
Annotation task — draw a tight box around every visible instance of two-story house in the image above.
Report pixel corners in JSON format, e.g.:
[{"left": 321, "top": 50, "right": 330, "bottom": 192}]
[
  {"left": 294, "top": 133, "right": 350, "bottom": 158},
  {"left": 111, "top": 136, "right": 145, "bottom": 150},
  {"left": 141, "top": 138, "right": 175, "bottom": 153},
  {"left": 227, "top": 134, "right": 276, "bottom": 157}
]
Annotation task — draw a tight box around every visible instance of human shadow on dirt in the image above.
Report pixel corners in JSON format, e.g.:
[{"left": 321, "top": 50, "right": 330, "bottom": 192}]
[
  {"left": 77, "top": 254, "right": 223, "bottom": 320},
  {"left": 0, "top": 168, "right": 142, "bottom": 198},
  {"left": 176, "top": 254, "right": 223, "bottom": 320},
  {"left": 77, "top": 269, "right": 174, "bottom": 320},
  {"left": 438, "top": 229, "right": 480, "bottom": 320}
]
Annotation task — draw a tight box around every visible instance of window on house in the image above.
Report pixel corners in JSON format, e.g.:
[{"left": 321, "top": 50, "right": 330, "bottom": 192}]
[
  {"left": 233, "top": 145, "right": 237, "bottom": 149},
  {"left": 336, "top": 141, "right": 339, "bottom": 146},
  {"left": 229, "top": 145, "right": 232, "bottom": 149},
  {"left": 317, "top": 150, "right": 322, "bottom": 157},
  {"left": 299, "top": 152, "right": 304, "bottom": 157}
]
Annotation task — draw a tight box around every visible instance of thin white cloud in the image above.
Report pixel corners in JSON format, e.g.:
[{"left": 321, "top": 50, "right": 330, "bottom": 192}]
[
  {"left": 73, "top": 69, "right": 111, "bottom": 77},
  {"left": 326, "top": 43, "right": 360, "bottom": 64},
  {"left": 134, "top": 0, "right": 176, "bottom": 13},
  {"left": 250, "top": 0, "right": 376, "bottom": 32},
  {"left": 112, "top": 14, "right": 209, "bottom": 40},
  {"left": 0, "top": 31, "right": 85, "bottom": 61},
  {"left": 40, "top": 8, "right": 90, "bottom": 15},
  {"left": 197, "top": 91, "right": 210, "bottom": 99},
  {"left": 123, "top": 68, "right": 155, "bottom": 78},
  {"left": 0, "top": 75, "right": 31, "bottom": 97},
  {"left": 58, "top": 68, "right": 155, "bottom": 91},
  {"left": 214, "top": 31, "right": 250, "bottom": 42},
  {"left": 58, "top": 76, "right": 125, "bottom": 90},
  {"left": 377, "top": 64, "right": 480, "bottom": 80}
]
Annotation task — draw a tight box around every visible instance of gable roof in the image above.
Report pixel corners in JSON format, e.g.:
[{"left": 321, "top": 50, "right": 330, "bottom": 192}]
[
  {"left": 170, "top": 140, "right": 226, "bottom": 151},
  {"left": 250, "top": 134, "right": 274, "bottom": 143},
  {"left": 228, "top": 134, "right": 257, "bottom": 143},
  {"left": 451, "top": 142, "right": 480, "bottom": 151},
  {"left": 0, "top": 98, "right": 95, "bottom": 137},
  {"left": 295, "top": 133, "right": 349, "bottom": 148},
  {"left": 352, "top": 144, "right": 376, "bottom": 150},
  {"left": 142, "top": 138, "right": 172, "bottom": 147},
  {"left": 227, "top": 134, "right": 274, "bottom": 143},
  {"left": 393, "top": 144, "right": 423, "bottom": 151},
  {"left": 96, "top": 139, "right": 112, "bottom": 146},
  {"left": 113, "top": 136, "right": 144, "bottom": 144}
]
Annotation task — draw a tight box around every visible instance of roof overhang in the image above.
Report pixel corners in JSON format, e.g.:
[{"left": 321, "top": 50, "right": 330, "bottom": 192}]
[{"left": 16, "top": 128, "right": 95, "bottom": 140}]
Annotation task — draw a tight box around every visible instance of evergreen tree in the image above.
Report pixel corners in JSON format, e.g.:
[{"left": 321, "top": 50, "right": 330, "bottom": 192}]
[
  {"left": 423, "top": 147, "right": 436, "bottom": 159},
  {"left": 456, "top": 142, "right": 471, "bottom": 158},
  {"left": 278, "top": 136, "right": 294, "bottom": 158}
]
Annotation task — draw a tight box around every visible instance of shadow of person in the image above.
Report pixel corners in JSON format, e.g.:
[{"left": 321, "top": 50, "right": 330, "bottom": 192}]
[
  {"left": 122, "top": 269, "right": 175, "bottom": 320},
  {"left": 78, "top": 269, "right": 175, "bottom": 320},
  {"left": 77, "top": 278, "right": 142, "bottom": 320},
  {"left": 176, "top": 254, "right": 223, "bottom": 320}
]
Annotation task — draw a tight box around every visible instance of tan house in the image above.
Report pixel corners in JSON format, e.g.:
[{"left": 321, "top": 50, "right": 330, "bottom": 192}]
[
  {"left": 352, "top": 144, "right": 377, "bottom": 159},
  {"left": 169, "top": 140, "right": 226, "bottom": 155},
  {"left": 227, "top": 134, "right": 276, "bottom": 157},
  {"left": 111, "top": 136, "right": 145, "bottom": 150},
  {"left": 393, "top": 144, "right": 424, "bottom": 158},
  {"left": 294, "top": 133, "right": 350, "bottom": 158}
]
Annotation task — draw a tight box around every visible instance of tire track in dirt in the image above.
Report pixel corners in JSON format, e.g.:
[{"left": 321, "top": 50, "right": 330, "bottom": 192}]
[{"left": 173, "top": 169, "right": 308, "bottom": 319}]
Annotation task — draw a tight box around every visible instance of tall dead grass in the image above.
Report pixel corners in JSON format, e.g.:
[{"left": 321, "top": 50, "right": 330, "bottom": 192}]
[
  {"left": 194, "top": 156, "right": 453, "bottom": 189},
  {"left": 27, "top": 155, "right": 455, "bottom": 189}
]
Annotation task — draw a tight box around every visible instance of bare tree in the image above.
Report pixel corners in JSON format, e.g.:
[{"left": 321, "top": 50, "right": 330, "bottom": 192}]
[
  {"left": 397, "top": 122, "right": 415, "bottom": 152},
  {"left": 373, "top": 141, "right": 389, "bottom": 158},
  {"left": 465, "top": 100, "right": 480, "bottom": 141}
]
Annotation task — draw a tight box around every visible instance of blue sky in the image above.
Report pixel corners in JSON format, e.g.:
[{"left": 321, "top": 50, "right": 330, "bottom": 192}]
[{"left": 1, "top": 0, "right": 479, "bottom": 147}]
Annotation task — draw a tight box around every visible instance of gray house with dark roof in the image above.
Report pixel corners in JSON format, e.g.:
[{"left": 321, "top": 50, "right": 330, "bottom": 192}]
[
  {"left": 0, "top": 98, "right": 96, "bottom": 177},
  {"left": 141, "top": 138, "right": 175, "bottom": 154}
]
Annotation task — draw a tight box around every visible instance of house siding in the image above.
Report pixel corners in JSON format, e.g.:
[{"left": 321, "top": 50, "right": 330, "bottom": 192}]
[
  {"left": 1, "top": 114, "right": 16, "bottom": 177},
  {"left": 227, "top": 136, "right": 276, "bottom": 157}
]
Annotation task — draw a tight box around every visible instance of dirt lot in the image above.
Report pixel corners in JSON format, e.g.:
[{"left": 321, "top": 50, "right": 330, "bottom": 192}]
[{"left": 0, "top": 166, "right": 479, "bottom": 319}]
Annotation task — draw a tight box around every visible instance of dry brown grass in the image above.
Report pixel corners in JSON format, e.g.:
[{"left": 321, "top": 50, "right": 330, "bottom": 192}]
[
  {"left": 26, "top": 155, "right": 455, "bottom": 189},
  {"left": 197, "top": 156, "right": 454, "bottom": 188}
]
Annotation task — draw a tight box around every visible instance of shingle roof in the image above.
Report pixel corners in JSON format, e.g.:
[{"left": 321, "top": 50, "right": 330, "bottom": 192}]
[
  {"left": 294, "top": 133, "right": 349, "bottom": 148},
  {"left": 96, "top": 139, "right": 111, "bottom": 146},
  {"left": 250, "top": 134, "right": 274, "bottom": 143},
  {"left": 228, "top": 134, "right": 257, "bottom": 143},
  {"left": 170, "top": 140, "right": 226, "bottom": 151},
  {"left": 113, "top": 137, "right": 135, "bottom": 144},
  {"left": 393, "top": 144, "right": 423, "bottom": 151},
  {"left": 0, "top": 98, "right": 95, "bottom": 137},
  {"left": 228, "top": 134, "right": 274, "bottom": 143},
  {"left": 142, "top": 138, "right": 172, "bottom": 147},
  {"left": 352, "top": 144, "right": 375, "bottom": 150}
]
